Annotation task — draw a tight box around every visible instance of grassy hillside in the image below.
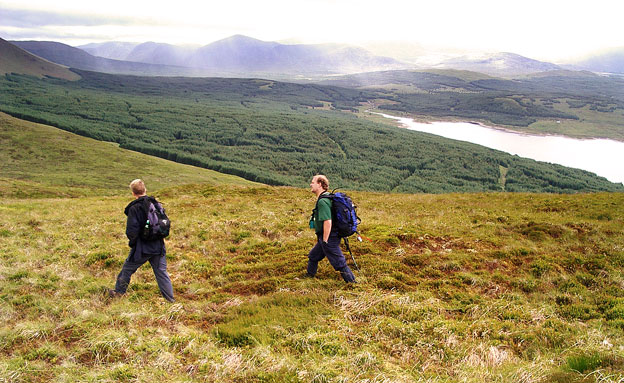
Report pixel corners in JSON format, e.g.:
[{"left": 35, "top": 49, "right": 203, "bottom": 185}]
[
  {"left": 1, "top": 117, "right": 624, "bottom": 382},
  {"left": 0, "top": 38, "right": 80, "bottom": 81},
  {"left": 1, "top": 72, "right": 622, "bottom": 193},
  {"left": 1, "top": 185, "right": 623, "bottom": 382},
  {"left": 0, "top": 112, "right": 256, "bottom": 197}
]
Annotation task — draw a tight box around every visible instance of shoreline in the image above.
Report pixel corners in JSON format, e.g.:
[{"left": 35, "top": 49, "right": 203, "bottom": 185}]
[
  {"left": 366, "top": 110, "right": 624, "bottom": 143},
  {"left": 366, "top": 110, "right": 624, "bottom": 184}
]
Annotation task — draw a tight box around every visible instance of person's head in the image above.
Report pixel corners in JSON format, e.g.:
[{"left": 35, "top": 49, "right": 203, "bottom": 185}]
[
  {"left": 129, "top": 179, "right": 147, "bottom": 198},
  {"left": 310, "top": 174, "right": 329, "bottom": 195}
]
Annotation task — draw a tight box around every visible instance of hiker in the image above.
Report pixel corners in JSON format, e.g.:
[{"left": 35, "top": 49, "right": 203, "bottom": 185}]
[
  {"left": 108, "top": 179, "right": 175, "bottom": 302},
  {"left": 306, "top": 174, "right": 356, "bottom": 283}
]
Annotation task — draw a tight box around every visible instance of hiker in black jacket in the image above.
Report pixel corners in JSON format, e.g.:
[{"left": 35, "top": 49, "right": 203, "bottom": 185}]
[{"left": 108, "top": 179, "right": 174, "bottom": 302}]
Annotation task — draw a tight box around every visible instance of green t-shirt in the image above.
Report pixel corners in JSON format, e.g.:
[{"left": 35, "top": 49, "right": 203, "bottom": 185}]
[{"left": 310, "top": 192, "right": 332, "bottom": 235}]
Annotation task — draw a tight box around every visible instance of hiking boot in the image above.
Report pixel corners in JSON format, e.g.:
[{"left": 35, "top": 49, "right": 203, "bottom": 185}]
[{"left": 106, "top": 289, "right": 123, "bottom": 299}]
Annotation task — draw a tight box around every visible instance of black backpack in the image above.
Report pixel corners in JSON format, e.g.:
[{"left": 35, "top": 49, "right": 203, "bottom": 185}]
[{"left": 139, "top": 197, "right": 170, "bottom": 241}]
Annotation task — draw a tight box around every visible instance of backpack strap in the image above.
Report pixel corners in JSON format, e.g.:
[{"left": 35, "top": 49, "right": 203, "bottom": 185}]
[{"left": 313, "top": 192, "right": 333, "bottom": 218}]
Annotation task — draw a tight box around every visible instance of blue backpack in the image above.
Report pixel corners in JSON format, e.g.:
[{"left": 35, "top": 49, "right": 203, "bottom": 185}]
[{"left": 319, "top": 191, "right": 360, "bottom": 238}]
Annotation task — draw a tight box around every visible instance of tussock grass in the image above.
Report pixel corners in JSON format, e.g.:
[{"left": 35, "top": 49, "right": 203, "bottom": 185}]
[
  {"left": 1, "top": 112, "right": 623, "bottom": 382},
  {"left": 1, "top": 183, "right": 623, "bottom": 382}
]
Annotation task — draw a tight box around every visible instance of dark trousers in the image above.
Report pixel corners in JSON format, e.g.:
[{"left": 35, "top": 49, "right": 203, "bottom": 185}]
[
  {"left": 307, "top": 234, "right": 356, "bottom": 283},
  {"left": 115, "top": 250, "right": 174, "bottom": 301}
]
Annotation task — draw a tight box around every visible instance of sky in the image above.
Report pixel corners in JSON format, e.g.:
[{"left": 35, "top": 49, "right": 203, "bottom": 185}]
[{"left": 1, "top": 0, "right": 623, "bottom": 63}]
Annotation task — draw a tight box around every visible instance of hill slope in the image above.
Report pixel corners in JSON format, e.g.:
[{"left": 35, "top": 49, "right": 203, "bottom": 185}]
[
  {"left": 10, "top": 40, "right": 207, "bottom": 77},
  {"left": 2, "top": 71, "right": 622, "bottom": 194},
  {"left": 0, "top": 37, "right": 80, "bottom": 80},
  {"left": 0, "top": 111, "right": 256, "bottom": 197},
  {"left": 1, "top": 181, "right": 623, "bottom": 381}
]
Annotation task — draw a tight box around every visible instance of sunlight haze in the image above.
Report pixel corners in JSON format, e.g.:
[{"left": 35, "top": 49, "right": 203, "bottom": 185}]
[{"left": 1, "top": 0, "right": 623, "bottom": 62}]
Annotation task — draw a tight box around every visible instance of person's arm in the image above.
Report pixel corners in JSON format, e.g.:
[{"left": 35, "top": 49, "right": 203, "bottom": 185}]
[
  {"left": 126, "top": 207, "right": 140, "bottom": 247},
  {"left": 323, "top": 219, "right": 332, "bottom": 243}
]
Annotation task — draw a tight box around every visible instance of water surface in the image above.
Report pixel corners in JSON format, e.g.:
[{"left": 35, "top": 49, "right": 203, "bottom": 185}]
[{"left": 376, "top": 113, "right": 624, "bottom": 184}]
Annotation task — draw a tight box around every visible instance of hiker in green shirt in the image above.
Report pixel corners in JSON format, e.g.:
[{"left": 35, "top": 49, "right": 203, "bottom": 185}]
[{"left": 306, "top": 175, "right": 356, "bottom": 282}]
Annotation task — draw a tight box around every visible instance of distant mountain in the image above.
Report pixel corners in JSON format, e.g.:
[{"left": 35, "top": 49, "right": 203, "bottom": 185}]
[
  {"left": 571, "top": 48, "right": 624, "bottom": 74},
  {"left": 191, "top": 35, "right": 405, "bottom": 73},
  {"left": 76, "top": 35, "right": 408, "bottom": 75},
  {"left": 125, "top": 42, "right": 196, "bottom": 66},
  {"left": 435, "top": 52, "right": 561, "bottom": 77},
  {"left": 0, "top": 38, "right": 80, "bottom": 80},
  {"left": 11, "top": 40, "right": 208, "bottom": 76},
  {"left": 78, "top": 41, "right": 139, "bottom": 61},
  {"left": 12, "top": 36, "right": 567, "bottom": 78}
]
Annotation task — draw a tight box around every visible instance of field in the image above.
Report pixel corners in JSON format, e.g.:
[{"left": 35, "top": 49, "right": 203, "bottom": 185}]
[{"left": 1, "top": 116, "right": 624, "bottom": 382}]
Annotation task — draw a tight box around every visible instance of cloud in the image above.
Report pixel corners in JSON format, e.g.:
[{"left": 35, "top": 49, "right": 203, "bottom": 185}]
[
  {"left": 0, "top": 7, "right": 145, "bottom": 28},
  {"left": 0, "top": 25, "right": 117, "bottom": 43}
]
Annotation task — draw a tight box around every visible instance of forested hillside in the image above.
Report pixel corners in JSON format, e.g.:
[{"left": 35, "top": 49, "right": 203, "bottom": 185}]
[
  {"left": 1, "top": 71, "right": 622, "bottom": 193},
  {"left": 0, "top": 112, "right": 256, "bottom": 197}
]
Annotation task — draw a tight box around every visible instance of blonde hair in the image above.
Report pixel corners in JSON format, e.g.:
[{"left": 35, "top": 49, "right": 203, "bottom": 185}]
[
  {"left": 129, "top": 179, "right": 146, "bottom": 196},
  {"left": 313, "top": 174, "right": 329, "bottom": 191}
]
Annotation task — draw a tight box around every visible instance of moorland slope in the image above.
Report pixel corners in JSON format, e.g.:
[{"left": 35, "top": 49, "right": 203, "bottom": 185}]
[
  {"left": 0, "top": 112, "right": 256, "bottom": 197},
  {"left": 0, "top": 38, "right": 80, "bottom": 81},
  {"left": 1, "top": 115, "right": 623, "bottom": 382}
]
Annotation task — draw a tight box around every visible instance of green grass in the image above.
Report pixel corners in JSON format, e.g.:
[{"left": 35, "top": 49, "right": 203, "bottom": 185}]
[
  {"left": 525, "top": 98, "right": 624, "bottom": 141},
  {"left": 1, "top": 185, "right": 623, "bottom": 382},
  {"left": 0, "top": 112, "right": 257, "bottom": 197},
  {"left": 1, "top": 99, "right": 624, "bottom": 382},
  {"left": 1, "top": 121, "right": 624, "bottom": 382}
]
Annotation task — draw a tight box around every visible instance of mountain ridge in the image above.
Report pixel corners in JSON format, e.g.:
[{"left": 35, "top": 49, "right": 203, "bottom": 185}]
[
  {"left": 0, "top": 37, "right": 80, "bottom": 80},
  {"left": 10, "top": 34, "right": 624, "bottom": 78},
  {"left": 434, "top": 52, "right": 561, "bottom": 77},
  {"left": 79, "top": 34, "right": 406, "bottom": 75},
  {"left": 10, "top": 40, "right": 210, "bottom": 77},
  {"left": 75, "top": 35, "right": 567, "bottom": 78}
]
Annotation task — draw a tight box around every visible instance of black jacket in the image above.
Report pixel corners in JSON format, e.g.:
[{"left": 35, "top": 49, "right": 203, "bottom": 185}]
[{"left": 125, "top": 196, "right": 165, "bottom": 258}]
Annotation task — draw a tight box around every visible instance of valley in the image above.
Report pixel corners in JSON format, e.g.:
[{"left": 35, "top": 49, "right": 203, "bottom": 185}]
[
  {"left": 1, "top": 70, "right": 622, "bottom": 194},
  {"left": 1, "top": 36, "right": 624, "bottom": 383}
]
